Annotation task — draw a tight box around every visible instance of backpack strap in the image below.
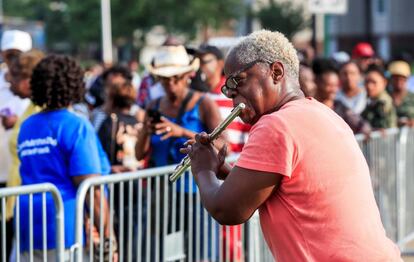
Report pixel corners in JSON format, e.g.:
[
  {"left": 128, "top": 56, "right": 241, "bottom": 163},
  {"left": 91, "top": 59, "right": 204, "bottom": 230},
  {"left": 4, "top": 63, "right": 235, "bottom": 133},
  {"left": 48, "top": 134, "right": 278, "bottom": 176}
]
[
  {"left": 166, "top": 89, "right": 194, "bottom": 164},
  {"left": 175, "top": 89, "right": 194, "bottom": 125}
]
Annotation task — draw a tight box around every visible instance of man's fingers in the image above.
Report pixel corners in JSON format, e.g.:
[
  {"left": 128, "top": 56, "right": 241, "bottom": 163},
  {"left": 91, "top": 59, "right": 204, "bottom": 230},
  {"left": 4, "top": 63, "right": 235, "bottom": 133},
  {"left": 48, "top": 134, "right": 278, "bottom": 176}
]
[
  {"left": 179, "top": 144, "right": 192, "bottom": 154},
  {"left": 195, "top": 132, "right": 210, "bottom": 144},
  {"left": 218, "top": 144, "right": 227, "bottom": 162},
  {"left": 183, "top": 139, "right": 196, "bottom": 146},
  {"left": 179, "top": 148, "right": 190, "bottom": 154}
]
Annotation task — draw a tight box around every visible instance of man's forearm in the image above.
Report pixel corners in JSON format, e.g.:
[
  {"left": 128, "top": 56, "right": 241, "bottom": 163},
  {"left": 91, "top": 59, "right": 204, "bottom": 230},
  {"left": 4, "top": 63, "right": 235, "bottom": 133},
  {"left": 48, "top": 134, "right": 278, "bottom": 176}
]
[
  {"left": 194, "top": 170, "right": 224, "bottom": 220},
  {"left": 92, "top": 188, "right": 111, "bottom": 237},
  {"left": 217, "top": 162, "right": 232, "bottom": 180}
]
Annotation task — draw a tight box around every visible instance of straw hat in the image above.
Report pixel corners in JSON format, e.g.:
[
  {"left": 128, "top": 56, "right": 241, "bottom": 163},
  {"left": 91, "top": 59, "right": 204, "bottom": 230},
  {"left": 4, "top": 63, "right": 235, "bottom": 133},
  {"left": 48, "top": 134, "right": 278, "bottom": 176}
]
[
  {"left": 388, "top": 60, "right": 411, "bottom": 78},
  {"left": 149, "top": 45, "right": 199, "bottom": 77}
]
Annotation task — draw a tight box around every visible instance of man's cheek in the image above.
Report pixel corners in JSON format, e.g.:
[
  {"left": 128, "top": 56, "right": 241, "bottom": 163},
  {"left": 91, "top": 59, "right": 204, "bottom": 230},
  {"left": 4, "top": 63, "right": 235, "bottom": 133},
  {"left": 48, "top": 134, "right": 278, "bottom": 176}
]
[{"left": 205, "top": 63, "right": 216, "bottom": 75}]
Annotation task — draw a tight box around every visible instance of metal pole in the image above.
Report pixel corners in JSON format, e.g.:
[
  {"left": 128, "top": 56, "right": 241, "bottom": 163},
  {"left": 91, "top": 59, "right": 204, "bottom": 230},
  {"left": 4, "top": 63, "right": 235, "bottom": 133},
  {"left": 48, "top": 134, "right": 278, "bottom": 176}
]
[
  {"left": 311, "top": 14, "right": 317, "bottom": 54},
  {"left": 245, "top": 0, "right": 253, "bottom": 35},
  {"left": 101, "top": 0, "right": 113, "bottom": 64},
  {"left": 365, "top": 0, "right": 373, "bottom": 43},
  {"left": 0, "top": 0, "right": 3, "bottom": 24}
]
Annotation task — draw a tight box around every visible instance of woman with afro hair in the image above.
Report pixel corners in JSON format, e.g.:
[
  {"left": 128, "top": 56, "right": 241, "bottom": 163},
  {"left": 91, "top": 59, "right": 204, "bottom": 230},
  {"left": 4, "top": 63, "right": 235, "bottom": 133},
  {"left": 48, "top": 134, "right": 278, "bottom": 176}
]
[{"left": 16, "top": 54, "right": 115, "bottom": 261}]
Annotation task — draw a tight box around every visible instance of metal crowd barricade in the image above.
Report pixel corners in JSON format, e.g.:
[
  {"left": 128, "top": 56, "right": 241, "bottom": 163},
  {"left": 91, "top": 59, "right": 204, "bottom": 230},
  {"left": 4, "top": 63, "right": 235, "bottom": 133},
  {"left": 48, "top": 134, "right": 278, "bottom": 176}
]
[
  {"left": 355, "top": 127, "right": 414, "bottom": 255},
  {"left": 71, "top": 159, "right": 268, "bottom": 262},
  {"left": 0, "top": 129, "right": 411, "bottom": 261},
  {"left": 247, "top": 212, "right": 273, "bottom": 261},
  {"left": 356, "top": 128, "right": 400, "bottom": 241},
  {"left": 396, "top": 127, "right": 414, "bottom": 255},
  {"left": 0, "top": 183, "right": 64, "bottom": 262},
  {"left": 69, "top": 127, "right": 414, "bottom": 261}
]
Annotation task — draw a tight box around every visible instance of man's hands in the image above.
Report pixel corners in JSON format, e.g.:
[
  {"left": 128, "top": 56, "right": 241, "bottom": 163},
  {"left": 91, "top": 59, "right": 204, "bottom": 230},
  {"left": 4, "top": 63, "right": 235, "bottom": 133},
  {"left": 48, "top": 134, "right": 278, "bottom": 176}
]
[{"left": 180, "top": 132, "right": 227, "bottom": 177}]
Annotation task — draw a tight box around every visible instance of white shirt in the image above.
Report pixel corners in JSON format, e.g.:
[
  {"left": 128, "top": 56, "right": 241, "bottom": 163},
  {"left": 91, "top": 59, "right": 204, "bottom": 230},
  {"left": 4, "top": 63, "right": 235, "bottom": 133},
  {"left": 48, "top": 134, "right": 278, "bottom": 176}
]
[
  {"left": 0, "top": 69, "right": 30, "bottom": 182},
  {"left": 336, "top": 87, "right": 367, "bottom": 115}
]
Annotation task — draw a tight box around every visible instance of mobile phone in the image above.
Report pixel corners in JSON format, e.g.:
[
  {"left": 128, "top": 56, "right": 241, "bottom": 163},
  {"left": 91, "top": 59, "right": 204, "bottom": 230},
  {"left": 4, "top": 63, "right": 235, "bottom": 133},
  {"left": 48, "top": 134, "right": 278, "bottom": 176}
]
[{"left": 147, "top": 109, "right": 162, "bottom": 124}]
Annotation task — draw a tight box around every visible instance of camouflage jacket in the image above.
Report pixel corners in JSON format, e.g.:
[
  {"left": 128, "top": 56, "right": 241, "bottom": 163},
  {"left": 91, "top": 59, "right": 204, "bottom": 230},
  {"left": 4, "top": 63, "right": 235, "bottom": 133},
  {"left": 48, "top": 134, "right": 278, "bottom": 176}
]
[
  {"left": 394, "top": 92, "right": 414, "bottom": 120},
  {"left": 361, "top": 91, "right": 397, "bottom": 129}
]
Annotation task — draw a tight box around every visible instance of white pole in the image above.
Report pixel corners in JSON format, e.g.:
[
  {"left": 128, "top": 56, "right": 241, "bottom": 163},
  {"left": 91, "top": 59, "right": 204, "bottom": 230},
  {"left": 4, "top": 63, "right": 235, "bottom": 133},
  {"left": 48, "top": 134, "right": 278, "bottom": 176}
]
[
  {"left": 0, "top": 0, "right": 3, "bottom": 25},
  {"left": 101, "top": 0, "right": 113, "bottom": 64}
]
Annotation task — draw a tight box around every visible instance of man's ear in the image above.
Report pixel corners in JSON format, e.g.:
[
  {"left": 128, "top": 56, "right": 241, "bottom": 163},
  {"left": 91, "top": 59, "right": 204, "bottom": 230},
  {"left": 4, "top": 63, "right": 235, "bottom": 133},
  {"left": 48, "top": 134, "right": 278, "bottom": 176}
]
[{"left": 271, "top": 62, "right": 284, "bottom": 83}]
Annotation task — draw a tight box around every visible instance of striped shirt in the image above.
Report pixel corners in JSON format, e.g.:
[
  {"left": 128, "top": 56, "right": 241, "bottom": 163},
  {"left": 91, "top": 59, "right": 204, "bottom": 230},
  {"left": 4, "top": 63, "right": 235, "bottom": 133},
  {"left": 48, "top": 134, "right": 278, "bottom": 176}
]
[{"left": 208, "top": 77, "right": 251, "bottom": 154}]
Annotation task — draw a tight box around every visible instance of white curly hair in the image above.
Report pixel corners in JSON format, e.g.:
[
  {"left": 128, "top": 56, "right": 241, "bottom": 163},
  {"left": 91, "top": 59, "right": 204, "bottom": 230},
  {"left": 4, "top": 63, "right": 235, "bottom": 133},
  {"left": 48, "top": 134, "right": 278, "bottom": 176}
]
[{"left": 227, "top": 30, "right": 300, "bottom": 80}]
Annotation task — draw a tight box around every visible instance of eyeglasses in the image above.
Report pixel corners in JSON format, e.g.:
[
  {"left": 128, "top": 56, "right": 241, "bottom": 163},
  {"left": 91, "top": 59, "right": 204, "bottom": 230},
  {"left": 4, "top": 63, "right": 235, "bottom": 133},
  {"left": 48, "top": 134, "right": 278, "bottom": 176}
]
[
  {"left": 221, "top": 59, "right": 270, "bottom": 98},
  {"left": 200, "top": 57, "right": 216, "bottom": 65},
  {"left": 158, "top": 74, "right": 186, "bottom": 84}
]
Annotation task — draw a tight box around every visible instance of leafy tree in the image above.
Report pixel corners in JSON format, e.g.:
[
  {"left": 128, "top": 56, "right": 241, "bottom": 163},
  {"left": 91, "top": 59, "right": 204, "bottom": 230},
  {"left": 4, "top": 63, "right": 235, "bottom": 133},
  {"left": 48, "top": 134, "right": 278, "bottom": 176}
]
[
  {"left": 256, "top": 0, "right": 309, "bottom": 38},
  {"left": 4, "top": 0, "right": 244, "bottom": 57}
]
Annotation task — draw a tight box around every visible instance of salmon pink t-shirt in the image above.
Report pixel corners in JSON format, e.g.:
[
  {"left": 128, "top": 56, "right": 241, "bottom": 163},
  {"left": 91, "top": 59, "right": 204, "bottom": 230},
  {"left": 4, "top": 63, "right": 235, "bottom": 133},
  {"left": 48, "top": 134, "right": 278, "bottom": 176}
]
[{"left": 236, "top": 98, "right": 401, "bottom": 262}]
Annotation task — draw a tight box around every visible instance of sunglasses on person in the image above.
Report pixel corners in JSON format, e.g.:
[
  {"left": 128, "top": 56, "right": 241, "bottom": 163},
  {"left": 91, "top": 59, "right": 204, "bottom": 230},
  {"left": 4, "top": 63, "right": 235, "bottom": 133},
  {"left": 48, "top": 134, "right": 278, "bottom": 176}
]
[
  {"left": 158, "top": 74, "right": 186, "bottom": 84},
  {"left": 200, "top": 57, "right": 217, "bottom": 65},
  {"left": 221, "top": 59, "right": 271, "bottom": 98}
]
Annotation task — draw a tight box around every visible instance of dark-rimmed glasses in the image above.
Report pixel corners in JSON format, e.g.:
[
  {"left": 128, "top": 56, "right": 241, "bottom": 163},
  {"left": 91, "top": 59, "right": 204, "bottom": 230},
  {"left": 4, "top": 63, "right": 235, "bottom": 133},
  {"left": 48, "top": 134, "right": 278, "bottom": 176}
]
[
  {"left": 157, "top": 74, "right": 186, "bottom": 84},
  {"left": 221, "top": 59, "right": 270, "bottom": 98}
]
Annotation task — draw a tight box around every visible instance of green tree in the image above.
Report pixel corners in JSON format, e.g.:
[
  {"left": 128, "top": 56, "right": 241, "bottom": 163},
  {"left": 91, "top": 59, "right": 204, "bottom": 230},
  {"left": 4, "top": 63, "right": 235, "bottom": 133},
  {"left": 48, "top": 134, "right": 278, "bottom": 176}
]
[
  {"left": 256, "top": 0, "right": 309, "bottom": 38},
  {"left": 4, "top": 0, "right": 243, "bottom": 57}
]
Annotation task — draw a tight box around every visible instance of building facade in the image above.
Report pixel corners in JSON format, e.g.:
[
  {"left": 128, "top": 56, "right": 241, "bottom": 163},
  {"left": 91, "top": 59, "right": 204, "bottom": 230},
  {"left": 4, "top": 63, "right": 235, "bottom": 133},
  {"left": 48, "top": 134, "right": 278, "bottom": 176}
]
[{"left": 328, "top": 0, "right": 414, "bottom": 61}]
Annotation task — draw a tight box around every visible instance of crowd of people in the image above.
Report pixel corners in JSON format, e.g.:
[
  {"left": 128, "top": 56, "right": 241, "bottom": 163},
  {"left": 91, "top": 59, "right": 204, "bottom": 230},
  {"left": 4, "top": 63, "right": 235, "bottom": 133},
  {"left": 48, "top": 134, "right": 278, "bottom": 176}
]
[
  {"left": 0, "top": 27, "right": 412, "bottom": 261},
  {"left": 300, "top": 42, "right": 414, "bottom": 133}
]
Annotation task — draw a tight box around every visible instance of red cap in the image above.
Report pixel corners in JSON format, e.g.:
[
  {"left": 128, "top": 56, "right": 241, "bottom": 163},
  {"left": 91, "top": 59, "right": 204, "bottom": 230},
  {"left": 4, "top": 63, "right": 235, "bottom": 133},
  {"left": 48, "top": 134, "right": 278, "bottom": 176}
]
[{"left": 352, "top": 42, "right": 375, "bottom": 58}]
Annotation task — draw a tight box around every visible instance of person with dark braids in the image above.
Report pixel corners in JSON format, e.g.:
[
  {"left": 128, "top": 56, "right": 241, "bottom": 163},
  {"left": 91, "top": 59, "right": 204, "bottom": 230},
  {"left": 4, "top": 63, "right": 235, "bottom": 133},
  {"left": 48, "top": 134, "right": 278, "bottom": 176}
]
[{"left": 16, "top": 54, "right": 116, "bottom": 261}]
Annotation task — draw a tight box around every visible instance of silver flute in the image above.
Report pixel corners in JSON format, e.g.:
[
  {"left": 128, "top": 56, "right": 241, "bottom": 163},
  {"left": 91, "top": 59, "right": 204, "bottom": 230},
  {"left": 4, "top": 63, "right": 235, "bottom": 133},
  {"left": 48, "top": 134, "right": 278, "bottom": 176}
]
[{"left": 169, "top": 103, "right": 246, "bottom": 182}]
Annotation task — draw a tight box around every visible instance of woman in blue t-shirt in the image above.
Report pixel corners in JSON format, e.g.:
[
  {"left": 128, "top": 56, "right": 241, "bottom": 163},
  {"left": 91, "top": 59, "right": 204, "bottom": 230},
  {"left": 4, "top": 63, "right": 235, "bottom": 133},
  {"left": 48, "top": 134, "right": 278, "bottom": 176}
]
[{"left": 17, "top": 55, "right": 114, "bottom": 260}]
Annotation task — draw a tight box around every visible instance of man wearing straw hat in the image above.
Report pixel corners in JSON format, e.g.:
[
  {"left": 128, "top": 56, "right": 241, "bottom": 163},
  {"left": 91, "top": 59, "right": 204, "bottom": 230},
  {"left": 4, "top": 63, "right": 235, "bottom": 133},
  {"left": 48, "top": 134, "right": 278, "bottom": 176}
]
[
  {"left": 182, "top": 30, "right": 401, "bottom": 261},
  {"left": 135, "top": 45, "right": 224, "bottom": 261}
]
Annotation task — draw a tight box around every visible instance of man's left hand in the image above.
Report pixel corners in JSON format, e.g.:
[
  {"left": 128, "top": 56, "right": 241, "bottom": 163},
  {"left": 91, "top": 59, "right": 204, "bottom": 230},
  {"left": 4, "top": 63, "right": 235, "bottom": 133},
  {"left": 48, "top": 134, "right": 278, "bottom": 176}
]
[{"left": 180, "top": 132, "right": 227, "bottom": 175}]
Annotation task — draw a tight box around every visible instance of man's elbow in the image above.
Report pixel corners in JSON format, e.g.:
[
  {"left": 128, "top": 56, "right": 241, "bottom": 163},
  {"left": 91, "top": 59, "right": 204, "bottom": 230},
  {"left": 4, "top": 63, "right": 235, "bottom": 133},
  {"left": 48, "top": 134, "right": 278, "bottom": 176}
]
[{"left": 210, "top": 206, "right": 252, "bottom": 225}]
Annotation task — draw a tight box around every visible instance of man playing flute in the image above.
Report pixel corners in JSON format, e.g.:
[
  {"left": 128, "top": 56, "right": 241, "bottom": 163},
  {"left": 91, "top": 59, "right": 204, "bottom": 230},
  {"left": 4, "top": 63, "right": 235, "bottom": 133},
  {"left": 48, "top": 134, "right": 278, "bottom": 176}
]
[{"left": 181, "top": 30, "right": 401, "bottom": 261}]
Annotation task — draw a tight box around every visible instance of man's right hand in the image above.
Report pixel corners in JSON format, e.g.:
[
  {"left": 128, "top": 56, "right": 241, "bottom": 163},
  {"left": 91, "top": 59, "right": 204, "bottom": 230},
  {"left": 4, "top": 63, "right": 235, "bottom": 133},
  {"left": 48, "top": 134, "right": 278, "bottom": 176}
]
[{"left": 182, "top": 133, "right": 229, "bottom": 179}]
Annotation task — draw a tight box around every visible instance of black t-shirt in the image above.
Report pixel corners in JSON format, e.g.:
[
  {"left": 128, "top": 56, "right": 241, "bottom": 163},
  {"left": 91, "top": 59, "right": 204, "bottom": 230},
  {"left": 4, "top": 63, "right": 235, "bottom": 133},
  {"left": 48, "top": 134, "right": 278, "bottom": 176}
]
[{"left": 97, "top": 112, "right": 139, "bottom": 166}]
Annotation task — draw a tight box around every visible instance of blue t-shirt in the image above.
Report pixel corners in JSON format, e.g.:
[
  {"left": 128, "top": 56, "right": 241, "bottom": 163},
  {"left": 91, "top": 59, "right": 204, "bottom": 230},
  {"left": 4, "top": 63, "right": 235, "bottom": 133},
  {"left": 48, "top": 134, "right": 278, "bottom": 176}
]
[{"left": 17, "top": 109, "right": 110, "bottom": 251}]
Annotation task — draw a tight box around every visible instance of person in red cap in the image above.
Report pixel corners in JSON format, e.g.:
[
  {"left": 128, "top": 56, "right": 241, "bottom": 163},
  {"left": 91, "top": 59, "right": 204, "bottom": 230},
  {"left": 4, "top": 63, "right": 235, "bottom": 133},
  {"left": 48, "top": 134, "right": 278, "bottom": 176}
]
[{"left": 352, "top": 42, "right": 375, "bottom": 73}]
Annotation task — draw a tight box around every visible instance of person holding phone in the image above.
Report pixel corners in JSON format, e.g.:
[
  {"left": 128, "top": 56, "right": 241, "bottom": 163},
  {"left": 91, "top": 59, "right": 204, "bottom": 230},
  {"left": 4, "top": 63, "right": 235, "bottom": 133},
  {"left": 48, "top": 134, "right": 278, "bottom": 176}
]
[
  {"left": 134, "top": 45, "right": 225, "bottom": 261},
  {"left": 135, "top": 45, "right": 224, "bottom": 168}
]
